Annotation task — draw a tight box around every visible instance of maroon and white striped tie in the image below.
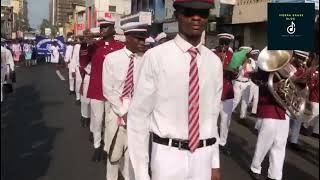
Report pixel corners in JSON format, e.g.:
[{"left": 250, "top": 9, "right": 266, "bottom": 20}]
[
  {"left": 121, "top": 54, "right": 135, "bottom": 99},
  {"left": 188, "top": 47, "right": 200, "bottom": 152}
]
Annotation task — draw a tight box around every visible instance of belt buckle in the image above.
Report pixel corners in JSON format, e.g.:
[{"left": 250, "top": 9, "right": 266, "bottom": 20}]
[{"left": 178, "top": 141, "right": 182, "bottom": 150}]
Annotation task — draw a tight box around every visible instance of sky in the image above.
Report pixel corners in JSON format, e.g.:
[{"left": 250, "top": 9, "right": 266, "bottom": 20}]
[{"left": 28, "top": 0, "right": 49, "bottom": 29}]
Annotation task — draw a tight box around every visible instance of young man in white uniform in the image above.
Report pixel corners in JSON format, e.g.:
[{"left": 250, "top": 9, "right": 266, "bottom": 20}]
[
  {"left": 102, "top": 21, "right": 148, "bottom": 180},
  {"left": 127, "top": 1, "right": 222, "bottom": 180},
  {"left": 232, "top": 46, "right": 253, "bottom": 121},
  {"left": 248, "top": 49, "right": 260, "bottom": 116},
  {"left": 71, "top": 39, "right": 82, "bottom": 104},
  {"left": 81, "top": 63, "right": 92, "bottom": 128},
  {"left": 64, "top": 40, "right": 75, "bottom": 95}
]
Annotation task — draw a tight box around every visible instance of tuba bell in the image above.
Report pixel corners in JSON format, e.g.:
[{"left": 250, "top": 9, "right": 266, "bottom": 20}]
[{"left": 257, "top": 47, "right": 312, "bottom": 119}]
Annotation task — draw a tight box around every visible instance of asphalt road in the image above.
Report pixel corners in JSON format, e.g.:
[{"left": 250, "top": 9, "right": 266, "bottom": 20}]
[{"left": 1, "top": 63, "right": 319, "bottom": 180}]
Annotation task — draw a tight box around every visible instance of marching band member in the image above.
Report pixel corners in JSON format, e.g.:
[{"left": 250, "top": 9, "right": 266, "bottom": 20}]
[
  {"left": 288, "top": 50, "right": 310, "bottom": 151},
  {"left": 250, "top": 69, "right": 290, "bottom": 180},
  {"left": 87, "top": 18, "right": 124, "bottom": 162},
  {"left": 213, "top": 32, "right": 235, "bottom": 155},
  {"left": 301, "top": 53, "right": 319, "bottom": 138},
  {"left": 79, "top": 35, "right": 93, "bottom": 127},
  {"left": 248, "top": 49, "right": 260, "bottom": 116},
  {"left": 102, "top": 21, "right": 148, "bottom": 180},
  {"left": 127, "top": 1, "right": 222, "bottom": 179},
  {"left": 64, "top": 40, "right": 75, "bottom": 95},
  {"left": 71, "top": 38, "right": 82, "bottom": 104},
  {"left": 80, "top": 63, "right": 92, "bottom": 128},
  {"left": 232, "top": 46, "right": 253, "bottom": 122}
]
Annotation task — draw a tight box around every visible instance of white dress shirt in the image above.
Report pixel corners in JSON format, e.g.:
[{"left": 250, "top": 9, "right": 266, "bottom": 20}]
[
  {"left": 103, "top": 47, "right": 143, "bottom": 117},
  {"left": 127, "top": 34, "right": 223, "bottom": 180},
  {"left": 237, "top": 61, "right": 253, "bottom": 82}
]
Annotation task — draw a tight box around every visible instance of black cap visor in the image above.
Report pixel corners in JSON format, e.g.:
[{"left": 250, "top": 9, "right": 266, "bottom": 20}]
[{"left": 173, "top": 1, "right": 213, "bottom": 9}]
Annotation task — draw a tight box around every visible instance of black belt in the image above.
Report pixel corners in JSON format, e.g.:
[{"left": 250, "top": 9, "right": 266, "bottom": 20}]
[
  {"left": 235, "top": 79, "right": 249, "bottom": 83},
  {"left": 152, "top": 133, "right": 216, "bottom": 151}
]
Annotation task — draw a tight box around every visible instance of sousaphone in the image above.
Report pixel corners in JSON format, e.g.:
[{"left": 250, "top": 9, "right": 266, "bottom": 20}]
[{"left": 257, "top": 47, "right": 312, "bottom": 119}]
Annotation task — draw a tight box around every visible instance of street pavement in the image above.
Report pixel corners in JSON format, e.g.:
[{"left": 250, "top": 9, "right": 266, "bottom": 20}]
[{"left": 1, "top": 63, "right": 319, "bottom": 180}]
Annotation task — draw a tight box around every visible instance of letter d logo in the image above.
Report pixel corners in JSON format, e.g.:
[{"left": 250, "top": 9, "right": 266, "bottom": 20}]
[{"left": 287, "top": 21, "right": 296, "bottom": 34}]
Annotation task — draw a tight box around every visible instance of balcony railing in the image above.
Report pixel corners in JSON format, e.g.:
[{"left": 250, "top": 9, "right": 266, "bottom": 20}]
[{"left": 236, "top": 0, "right": 270, "bottom": 5}]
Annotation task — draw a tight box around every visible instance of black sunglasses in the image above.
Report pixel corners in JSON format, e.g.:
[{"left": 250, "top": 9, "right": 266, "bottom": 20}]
[{"left": 179, "top": 8, "right": 210, "bottom": 19}]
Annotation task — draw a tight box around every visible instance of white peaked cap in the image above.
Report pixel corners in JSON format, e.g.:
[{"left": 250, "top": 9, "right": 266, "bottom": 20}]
[
  {"left": 250, "top": 49, "right": 260, "bottom": 55},
  {"left": 217, "top": 33, "right": 234, "bottom": 40},
  {"left": 145, "top": 36, "right": 155, "bottom": 44},
  {"left": 239, "top": 46, "right": 252, "bottom": 52},
  {"left": 155, "top": 32, "right": 167, "bottom": 42},
  {"left": 97, "top": 17, "right": 115, "bottom": 26},
  {"left": 121, "top": 22, "right": 148, "bottom": 33},
  {"left": 67, "top": 38, "right": 73, "bottom": 42}
]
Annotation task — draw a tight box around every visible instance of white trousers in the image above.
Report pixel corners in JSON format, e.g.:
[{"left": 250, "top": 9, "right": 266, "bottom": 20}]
[
  {"left": 255, "top": 119, "right": 263, "bottom": 131},
  {"left": 232, "top": 81, "right": 251, "bottom": 119},
  {"left": 75, "top": 67, "right": 82, "bottom": 100},
  {"left": 303, "top": 102, "right": 319, "bottom": 134},
  {"left": 249, "top": 81, "right": 259, "bottom": 114},
  {"left": 106, "top": 125, "right": 135, "bottom": 180},
  {"left": 251, "top": 116, "right": 289, "bottom": 180},
  {"left": 106, "top": 151, "right": 135, "bottom": 180},
  {"left": 81, "top": 75, "right": 91, "bottom": 118},
  {"left": 219, "top": 99, "right": 234, "bottom": 146},
  {"left": 151, "top": 142, "right": 217, "bottom": 180},
  {"left": 90, "top": 99, "right": 110, "bottom": 148},
  {"left": 68, "top": 69, "right": 75, "bottom": 92}
]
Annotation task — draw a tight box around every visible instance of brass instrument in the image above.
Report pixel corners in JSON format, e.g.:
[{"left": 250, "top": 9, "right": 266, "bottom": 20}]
[{"left": 257, "top": 47, "right": 312, "bottom": 119}]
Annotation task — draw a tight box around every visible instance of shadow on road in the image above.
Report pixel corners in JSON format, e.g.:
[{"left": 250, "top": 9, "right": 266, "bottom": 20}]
[{"left": 1, "top": 84, "right": 61, "bottom": 180}]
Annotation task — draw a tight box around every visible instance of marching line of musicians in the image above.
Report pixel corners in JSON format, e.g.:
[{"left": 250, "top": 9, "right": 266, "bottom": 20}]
[{"left": 62, "top": 1, "right": 319, "bottom": 180}]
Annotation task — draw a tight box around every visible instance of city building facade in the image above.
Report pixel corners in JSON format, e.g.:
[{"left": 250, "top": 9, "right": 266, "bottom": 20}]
[
  {"left": 86, "top": 0, "right": 131, "bottom": 30},
  {"left": 1, "top": 5, "right": 14, "bottom": 39}
]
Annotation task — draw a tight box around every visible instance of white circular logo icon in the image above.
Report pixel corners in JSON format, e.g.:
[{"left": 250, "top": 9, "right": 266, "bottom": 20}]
[{"left": 287, "top": 21, "right": 296, "bottom": 34}]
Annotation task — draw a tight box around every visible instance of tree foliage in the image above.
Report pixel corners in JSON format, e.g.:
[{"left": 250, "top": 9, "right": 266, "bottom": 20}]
[{"left": 39, "top": 19, "right": 57, "bottom": 38}]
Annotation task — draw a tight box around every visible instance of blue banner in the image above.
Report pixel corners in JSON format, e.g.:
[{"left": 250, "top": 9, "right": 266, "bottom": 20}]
[
  {"left": 36, "top": 35, "right": 65, "bottom": 56},
  {"left": 36, "top": 35, "right": 51, "bottom": 56}
]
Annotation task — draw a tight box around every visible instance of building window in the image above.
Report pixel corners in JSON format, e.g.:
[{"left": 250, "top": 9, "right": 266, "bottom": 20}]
[{"left": 109, "top": 6, "right": 116, "bottom": 12}]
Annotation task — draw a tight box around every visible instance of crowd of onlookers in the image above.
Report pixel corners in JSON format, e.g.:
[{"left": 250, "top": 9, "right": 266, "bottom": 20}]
[{"left": 2, "top": 39, "right": 38, "bottom": 67}]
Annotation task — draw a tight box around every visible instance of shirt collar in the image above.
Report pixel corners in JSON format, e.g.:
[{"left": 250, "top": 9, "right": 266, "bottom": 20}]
[
  {"left": 124, "top": 47, "right": 134, "bottom": 57},
  {"left": 174, "top": 34, "right": 202, "bottom": 55}
]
